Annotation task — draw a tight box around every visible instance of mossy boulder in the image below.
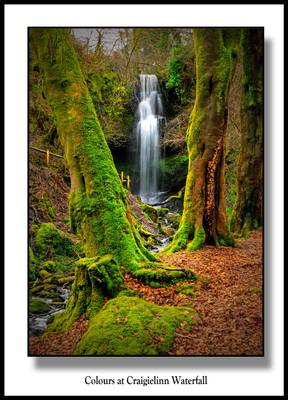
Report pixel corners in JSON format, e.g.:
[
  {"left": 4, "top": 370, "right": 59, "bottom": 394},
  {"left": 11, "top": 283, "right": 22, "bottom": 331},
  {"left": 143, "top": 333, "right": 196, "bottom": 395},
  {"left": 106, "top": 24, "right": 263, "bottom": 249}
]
[
  {"left": 140, "top": 203, "right": 158, "bottom": 223},
  {"left": 74, "top": 296, "right": 197, "bottom": 355},
  {"left": 34, "top": 223, "right": 76, "bottom": 259},
  {"left": 160, "top": 224, "right": 175, "bottom": 237},
  {"left": 39, "top": 269, "right": 51, "bottom": 279},
  {"left": 29, "top": 299, "right": 50, "bottom": 314}
]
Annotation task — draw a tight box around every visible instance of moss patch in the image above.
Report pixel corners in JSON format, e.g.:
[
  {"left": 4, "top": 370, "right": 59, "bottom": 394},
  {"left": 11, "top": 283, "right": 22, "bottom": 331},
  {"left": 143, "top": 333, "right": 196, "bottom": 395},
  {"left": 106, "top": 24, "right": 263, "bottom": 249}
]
[
  {"left": 29, "top": 299, "right": 50, "bottom": 314},
  {"left": 132, "top": 261, "right": 197, "bottom": 287},
  {"left": 187, "top": 226, "right": 206, "bottom": 251},
  {"left": 175, "top": 284, "right": 197, "bottom": 297},
  {"left": 74, "top": 296, "right": 197, "bottom": 355},
  {"left": 34, "top": 223, "right": 76, "bottom": 259},
  {"left": 140, "top": 203, "right": 158, "bottom": 223}
]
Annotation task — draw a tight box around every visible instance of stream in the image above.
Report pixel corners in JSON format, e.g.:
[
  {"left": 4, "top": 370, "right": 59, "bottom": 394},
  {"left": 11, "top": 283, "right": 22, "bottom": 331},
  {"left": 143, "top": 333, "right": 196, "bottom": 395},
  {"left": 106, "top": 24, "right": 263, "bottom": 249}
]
[{"left": 29, "top": 286, "right": 71, "bottom": 336}]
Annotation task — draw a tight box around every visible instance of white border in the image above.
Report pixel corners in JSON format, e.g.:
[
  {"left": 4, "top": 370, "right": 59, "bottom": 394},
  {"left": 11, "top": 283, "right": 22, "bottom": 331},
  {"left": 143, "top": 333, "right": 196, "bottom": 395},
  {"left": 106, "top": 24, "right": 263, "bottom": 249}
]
[{"left": 5, "top": 4, "right": 284, "bottom": 396}]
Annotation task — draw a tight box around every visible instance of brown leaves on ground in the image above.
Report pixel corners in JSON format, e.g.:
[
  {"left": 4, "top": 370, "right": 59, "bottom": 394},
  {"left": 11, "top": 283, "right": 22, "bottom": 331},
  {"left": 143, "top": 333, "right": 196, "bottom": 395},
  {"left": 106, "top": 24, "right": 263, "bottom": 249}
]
[
  {"left": 162, "top": 229, "right": 263, "bottom": 355},
  {"left": 125, "top": 274, "right": 194, "bottom": 307},
  {"left": 29, "top": 316, "right": 89, "bottom": 356}
]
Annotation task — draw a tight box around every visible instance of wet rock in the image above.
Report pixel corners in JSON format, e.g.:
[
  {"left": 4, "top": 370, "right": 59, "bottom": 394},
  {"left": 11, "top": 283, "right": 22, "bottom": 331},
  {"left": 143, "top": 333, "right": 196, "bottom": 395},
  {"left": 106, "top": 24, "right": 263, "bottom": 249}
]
[{"left": 29, "top": 298, "right": 50, "bottom": 314}]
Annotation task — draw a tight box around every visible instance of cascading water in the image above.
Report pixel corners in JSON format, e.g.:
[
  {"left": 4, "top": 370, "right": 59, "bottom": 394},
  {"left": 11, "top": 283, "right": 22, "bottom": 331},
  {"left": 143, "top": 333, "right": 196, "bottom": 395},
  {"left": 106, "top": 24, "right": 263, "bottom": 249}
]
[{"left": 136, "top": 74, "right": 164, "bottom": 204}]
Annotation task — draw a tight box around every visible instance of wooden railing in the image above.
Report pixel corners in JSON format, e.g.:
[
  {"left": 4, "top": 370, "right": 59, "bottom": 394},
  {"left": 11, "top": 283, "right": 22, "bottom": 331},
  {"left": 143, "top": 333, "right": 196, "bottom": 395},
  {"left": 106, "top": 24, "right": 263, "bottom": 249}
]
[
  {"left": 30, "top": 145, "right": 131, "bottom": 190},
  {"left": 119, "top": 170, "right": 131, "bottom": 190},
  {"left": 30, "top": 146, "right": 64, "bottom": 165}
]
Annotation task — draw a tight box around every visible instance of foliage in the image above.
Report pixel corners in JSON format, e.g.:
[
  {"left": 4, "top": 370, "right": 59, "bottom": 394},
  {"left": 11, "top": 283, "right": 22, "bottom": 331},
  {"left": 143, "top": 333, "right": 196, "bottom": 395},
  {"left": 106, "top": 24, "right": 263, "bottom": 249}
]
[
  {"left": 85, "top": 70, "right": 133, "bottom": 148},
  {"left": 159, "top": 154, "right": 188, "bottom": 192},
  {"left": 33, "top": 194, "right": 56, "bottom": 220},
  {"left": 165, "top": 38, "right": 195, "bottom": 105}
]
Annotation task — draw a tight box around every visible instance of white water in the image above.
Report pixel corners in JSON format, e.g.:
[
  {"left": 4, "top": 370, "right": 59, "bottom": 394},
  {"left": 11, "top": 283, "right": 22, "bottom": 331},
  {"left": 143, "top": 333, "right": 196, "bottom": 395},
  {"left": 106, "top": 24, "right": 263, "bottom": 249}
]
[{"left": 136, "top": 74, "right": 164, "bottom": 204}]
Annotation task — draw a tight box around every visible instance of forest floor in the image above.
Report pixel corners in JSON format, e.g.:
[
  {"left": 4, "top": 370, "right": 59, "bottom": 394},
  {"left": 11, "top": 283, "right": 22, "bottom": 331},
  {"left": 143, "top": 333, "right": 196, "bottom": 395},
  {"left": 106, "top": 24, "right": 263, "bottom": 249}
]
[{"left": 29, "top": 229, "right": 263, "bottom": 356}]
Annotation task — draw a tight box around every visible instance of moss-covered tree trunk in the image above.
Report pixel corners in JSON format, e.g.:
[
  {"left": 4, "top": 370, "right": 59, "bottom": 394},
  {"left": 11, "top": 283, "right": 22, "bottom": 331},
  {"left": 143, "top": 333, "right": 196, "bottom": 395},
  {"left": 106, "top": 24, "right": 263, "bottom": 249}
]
[
  {"left": 30, "top": 28, "right": 154, "bottom": 270},
  {"left": 231, "top": 29, "right": 263, "bottom": 234},
  {"left": 30, "top": 28, "right": 155, "bottom": 329},
  {"left": 166, "top": 29, "right": 234, "bottom": 253}
]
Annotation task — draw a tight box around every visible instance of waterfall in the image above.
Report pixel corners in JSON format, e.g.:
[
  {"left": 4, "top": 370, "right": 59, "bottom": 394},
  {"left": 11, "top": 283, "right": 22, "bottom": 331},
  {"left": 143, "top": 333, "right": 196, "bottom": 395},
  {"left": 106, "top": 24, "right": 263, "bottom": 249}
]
[{"left": 136, "top": 74, "right": 164, "bottom": 204}]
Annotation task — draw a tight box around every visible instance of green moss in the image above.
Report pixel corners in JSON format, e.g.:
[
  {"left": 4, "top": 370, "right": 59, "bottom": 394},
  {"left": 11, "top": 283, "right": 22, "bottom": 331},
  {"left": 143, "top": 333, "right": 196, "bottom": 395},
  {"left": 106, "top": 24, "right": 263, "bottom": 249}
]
[
  {"left": 132, "top": 261, "right": 197, "bottom": 286},
  {"left": 29, "top": 246, "right": 38, "bottom": 280},
  {"left": 175, "top": 284, "right": 197, "bottom": 297},
  {"left": 215, "top": 46, "right": 232, "bottom": 112},
  {"left": 218, "top": 232, "right": 235, "bottom": 246},
  {"left": 75, "top": 255, "right": 123, "bottom": 297},
  {"left": 34, "top": 194, "right": 56, "bottom": 220},
  {"left": 140, "top": 203, "right": 158, "bottom": 223},
  {"left": 249, "top": 287, "right": 262, "bottom": 295},
  {"left": 39, "top": 269, "right": 51, "bottom": 279},
  {"left": 187, "top": 226, "right": 205, "bottom": 251},
  {"left": 57, "top": 275, "right": 75, "bottom": 284},
  {"left": 86, "top": 70, "right": 133, "bottom": 147},
  {"left": 34, "top": 290, "right": 62, "bottom": 299},
  {"left": 231, "top": 30, "right": 263, "bottom": 235},
  {"left": 34, "top": 223, "right": 76, "bottom": 259},
  {"left": 157, "top": 208, "right": 169, "bottom": 218},
  {"left": 117, "top": 289, "right": 139, "bottom": 298},
  {"left": 29, "top": 299, "right": 50, "bottom": 314},
  {"left": 30, "top": 283, "right": 57, "bottom": 295},
  {"left": 159, "top": 155, "right": 189, "bottom": 190},
  {"left": 41, "top": 260, "right": 57, "bottom": 272},
  {"left": 74, "top": 296, "right": 197, "bottom": 355},
  {"left": 240, "top": 222, "right": 251, "bottom": 238},
  {"left": 241, "top": 29, "right": 263, "bottom": 109},
  {"left": 166, "top": 29, "right": 235, "bottom": 254},
  {"left": 164, "top": 219, "right": 194, "bottom": 254},
  {"left": 46, "top": 255, "right": 124, "bottom": 333},
  {"left": 29, "top": 246, "right": 35, "bottom": 265}
]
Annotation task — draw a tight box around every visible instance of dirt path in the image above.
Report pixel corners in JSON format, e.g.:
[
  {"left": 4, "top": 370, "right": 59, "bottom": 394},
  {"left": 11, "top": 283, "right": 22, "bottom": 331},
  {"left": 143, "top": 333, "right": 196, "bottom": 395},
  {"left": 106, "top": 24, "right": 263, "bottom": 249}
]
[{"left": 29, "top": 230, "right": 263, "bottom": 356}]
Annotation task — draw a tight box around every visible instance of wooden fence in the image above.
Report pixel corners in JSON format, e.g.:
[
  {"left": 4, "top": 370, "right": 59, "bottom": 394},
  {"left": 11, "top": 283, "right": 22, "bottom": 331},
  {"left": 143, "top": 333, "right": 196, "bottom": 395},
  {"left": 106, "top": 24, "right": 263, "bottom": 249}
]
[{"left": 30, "top": 145, "right": 131, "bottom": 190}]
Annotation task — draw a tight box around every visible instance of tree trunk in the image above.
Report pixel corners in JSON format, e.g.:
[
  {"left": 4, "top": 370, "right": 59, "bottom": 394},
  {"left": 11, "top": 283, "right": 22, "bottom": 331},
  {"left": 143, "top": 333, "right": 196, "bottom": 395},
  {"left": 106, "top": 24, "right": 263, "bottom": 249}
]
[
  {"left": 30, "top": 28, "right": 154, "bottom": 271},
  {"left": 231, "top": 29, "right": 264, "bottom": 234},
  {"left": 166, "top": 29, "right": 234, "bottom": 253}
]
